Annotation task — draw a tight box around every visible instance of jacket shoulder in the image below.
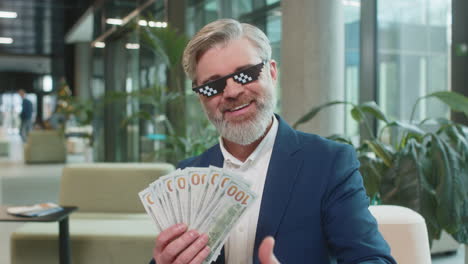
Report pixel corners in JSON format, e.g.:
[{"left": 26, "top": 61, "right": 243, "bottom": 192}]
[
  {"left": 294, "top": 130, "right": 355, "bottom": 156},
  {"left": 177, "top": 143, "right": 221, "bottom": 169}
]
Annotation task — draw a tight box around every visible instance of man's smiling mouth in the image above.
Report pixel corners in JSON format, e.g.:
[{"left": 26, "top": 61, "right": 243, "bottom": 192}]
[{"left": 227, "top": 102, "right": 251, "bottom": 112}]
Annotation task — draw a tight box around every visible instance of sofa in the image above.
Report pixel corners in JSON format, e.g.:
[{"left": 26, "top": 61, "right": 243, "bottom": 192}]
[
  {"left": 24, "top": 130, "right": 67, "bottom": 163},
  {"left": 10, "top": 162, "right": 174, "bottom": 264}
]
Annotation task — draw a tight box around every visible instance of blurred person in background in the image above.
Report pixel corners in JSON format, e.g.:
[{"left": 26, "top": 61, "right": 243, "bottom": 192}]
[{"left": 18, "top": 89, "right": 33, "bottom": 142}]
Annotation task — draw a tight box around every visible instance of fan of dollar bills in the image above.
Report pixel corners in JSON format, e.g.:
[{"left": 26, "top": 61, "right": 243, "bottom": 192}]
[{"left": 139, "top": 166, "right": 257, "bottom": 263}]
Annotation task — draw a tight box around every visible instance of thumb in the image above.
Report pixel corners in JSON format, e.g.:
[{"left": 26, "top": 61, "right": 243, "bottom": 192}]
[{"left": 258, "top": 236, "right": 280, "bottom": 264}]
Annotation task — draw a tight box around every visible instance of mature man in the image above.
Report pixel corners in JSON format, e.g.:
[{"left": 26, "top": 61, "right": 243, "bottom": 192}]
[
  {"left": 18, "top": 89, "right": 33, "bottom": 142},
  {"left": 150, "top": 19, "right": 396, "bottom": 264}
]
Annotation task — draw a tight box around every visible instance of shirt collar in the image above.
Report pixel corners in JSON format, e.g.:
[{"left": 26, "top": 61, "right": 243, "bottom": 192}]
[{"left": 219, "top": 116, "right": 279, "bottom": 167}]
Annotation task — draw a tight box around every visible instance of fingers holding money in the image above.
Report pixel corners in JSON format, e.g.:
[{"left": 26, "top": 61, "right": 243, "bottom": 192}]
[
  {"left": 154, "top": 223, "right": 210, "bottom": 264},
  {"left": 155, "top": 223, "right": 187, "bottom": 254},
  {"left": 174, "top": 234, "right": 210, "bottom": 264},
  {"left": 188, "top": 245, "right": 211, "bottom": 264},
  {"left": 142, "top": 167, "right": 258, "bottom": 264}
]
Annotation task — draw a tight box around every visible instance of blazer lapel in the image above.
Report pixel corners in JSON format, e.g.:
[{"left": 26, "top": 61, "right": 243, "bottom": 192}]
[
  {"left": 197, "top": 144, "right": 224, "bottom": 168},
  {"left": 253, "top": 116, "right": 303, "bottom": 264}
]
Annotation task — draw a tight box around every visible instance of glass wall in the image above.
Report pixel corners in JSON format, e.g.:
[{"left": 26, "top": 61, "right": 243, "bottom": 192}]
[
  {"left": 85, "top": 0, "right": 454, "bottom": 162},
  {"left": 377, "top": 0, "right": 452, "bottom": 123},
  {"left": 90, "top": 0, "right": 167, "bottom": 162},
  {"left": 343, "top": 0, "right": 361, "bottom": 137}
]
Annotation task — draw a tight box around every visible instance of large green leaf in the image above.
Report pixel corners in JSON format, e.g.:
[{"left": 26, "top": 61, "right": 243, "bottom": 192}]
[
  {"left": 439, "top": 125, "right": 468, "bottom": 243},
  {"left": 452, "top": 198, "right": 468, "bottom": 243},
  {"left": 430, "top": 134, "right": 464, "bottom": 234},
  {"left": 351, "top": 101, "right": 391, "bottom": 124},
  {"left": 419, "top": 141, "right": 441, "bottom": 242},
  {"left": 419, "top": 117, "right": 453, "bottom": 127},
  {"left": 439, "top": 124, "right": 468, "bottom": 152},
  {"left": 292, "top": 101, "right": 350, "bottom": 129},
  {"left": 364, "top": 140, "right": 394, "bottom": 167},
  {"left": 379, "top": 121, "right": 425, "bottom": 139},
  {"left": 380, "top": 139, "right": 421, "bottom": 208},
  {"left": 426, "top": 91, "right": 468, "bottom": 117},
  {"left": 359, "top": 153, "right": 385, "bottom": 198}
]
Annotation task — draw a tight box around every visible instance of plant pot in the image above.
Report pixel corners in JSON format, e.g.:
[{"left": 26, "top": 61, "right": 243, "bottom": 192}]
[{"left": 430, "top": 231, "right": 460, "bottom": 255}]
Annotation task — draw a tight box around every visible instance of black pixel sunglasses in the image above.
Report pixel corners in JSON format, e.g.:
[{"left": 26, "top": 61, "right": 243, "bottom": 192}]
[{"left": 192, "top": 61, "right": 266, "bottom": 97}]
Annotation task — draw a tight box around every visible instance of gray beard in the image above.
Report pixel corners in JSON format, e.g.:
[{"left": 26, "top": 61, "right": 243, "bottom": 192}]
[{"left": 204, "top": 90, "right": 275, "bottom": 146}]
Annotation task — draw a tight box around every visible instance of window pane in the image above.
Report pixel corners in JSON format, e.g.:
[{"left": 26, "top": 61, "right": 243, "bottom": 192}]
[
  {"left": 232, "top": 0, "right": 253, "bottom": 18},
  {"left": 343, "top": 0, "right": 360, "bottom": 137},
  {"left": 266, "top": 8, "right": 282, "bottom": 111},
  {"left": 377, "top": 0, "right": 451, "bottom": 122}
]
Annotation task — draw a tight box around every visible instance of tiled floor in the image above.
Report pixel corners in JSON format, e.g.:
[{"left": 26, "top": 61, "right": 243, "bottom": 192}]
[{"left": 0, "top": 132, "right": 466, "bottom": 264}]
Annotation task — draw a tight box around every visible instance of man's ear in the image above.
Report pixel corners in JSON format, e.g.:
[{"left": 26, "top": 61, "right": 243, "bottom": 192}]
[{"left": 268, "top": 60, "right": 278, "bottom": 82}]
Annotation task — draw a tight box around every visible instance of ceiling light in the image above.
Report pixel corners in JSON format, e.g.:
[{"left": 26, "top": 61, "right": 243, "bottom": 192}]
[
  {"left": 106, "top": 18, "right": 123, "bottom": 25},
  {"left": 0, "top": 37, "right": 13, "bottom": 44},
  {"left": 42, "top": 75, "right": 53, "bottom": 92},
  {"left": 138, "top": 20, "right": 148, "bottom": 26},
  {"left": 125, "top": 43, "right": 140, "bottom": 49},
  {"left": 0, "top": 11, "right": 17, "bottom": 18},
  {"left": 125, "top": 43, "right": 140, "bottom": 50},
  {"left": 94, "top": 42, "right": 105, "bottom": 48},
  {"left": 148, "top": 21, "right": 168, "bottom": 28}
]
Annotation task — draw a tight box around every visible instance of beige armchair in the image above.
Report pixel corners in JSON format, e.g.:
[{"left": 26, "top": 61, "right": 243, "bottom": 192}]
[
  {"left": 11, "top": 162, "right": 174, "bottom": 264},
  {"left": 369, "top": 205, "right": 431, "bottom": 264},
  {"left": 24, "top": 130, "right": 66, "bottom": 163}
]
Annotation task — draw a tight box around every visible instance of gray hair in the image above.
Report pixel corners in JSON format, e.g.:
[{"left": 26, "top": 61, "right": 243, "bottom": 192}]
[{"left": 182, "top": 19, "right": 272, "bottom": 84}]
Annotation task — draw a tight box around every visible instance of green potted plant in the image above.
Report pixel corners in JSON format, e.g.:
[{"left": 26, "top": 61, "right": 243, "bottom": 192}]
[
  {"left": 293, "top": 91, "right": 468, "bottom": 245},
  {"left": 108, "top": 19, "right": 218, "bottom": 164}
]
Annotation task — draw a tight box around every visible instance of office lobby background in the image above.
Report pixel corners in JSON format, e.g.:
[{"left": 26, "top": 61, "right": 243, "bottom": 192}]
[
  {"left": 0, "top": 0, "right": 465, "bottom": 162},
  {"left": 0, "top": 0, "right": 467, "bottom": 264}
]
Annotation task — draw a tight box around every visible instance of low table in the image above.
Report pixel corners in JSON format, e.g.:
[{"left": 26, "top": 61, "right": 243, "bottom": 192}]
[{"left": 0, "top": 205, "right": 78, "bottom": 264}]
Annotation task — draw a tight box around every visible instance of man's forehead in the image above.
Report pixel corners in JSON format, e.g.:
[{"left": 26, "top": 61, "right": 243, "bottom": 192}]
[{"left": 195, "top": 39, "right": 259, "bottom": 79}]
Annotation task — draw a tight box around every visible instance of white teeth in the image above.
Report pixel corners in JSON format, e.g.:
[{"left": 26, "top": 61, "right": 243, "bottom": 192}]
[{"left": 230, "top": 103, "right": 250, "bottom": 111}]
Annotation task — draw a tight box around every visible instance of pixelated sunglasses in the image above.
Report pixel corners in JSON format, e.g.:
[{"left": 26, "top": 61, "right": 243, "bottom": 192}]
[{"left": 192, "top": 61, "right": 266, "bottom": 97}]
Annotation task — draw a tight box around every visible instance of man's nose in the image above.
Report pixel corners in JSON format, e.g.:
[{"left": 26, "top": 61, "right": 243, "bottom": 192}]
[{"left": 223, "top": 77, "right": 244, "bottom": 99}]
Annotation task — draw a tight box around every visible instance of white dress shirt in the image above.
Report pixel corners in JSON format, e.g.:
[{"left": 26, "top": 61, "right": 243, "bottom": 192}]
[{"left": 220, "top": 116, "right": 279, "bottom": 264}]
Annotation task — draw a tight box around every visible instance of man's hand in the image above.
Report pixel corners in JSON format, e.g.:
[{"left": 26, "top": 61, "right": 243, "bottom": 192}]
[
  {"left": 258, "top": 236, "right": 280, "bottom": 264},
  {"left": 153, "top": 223, "right": 210, "bottom": 264}
]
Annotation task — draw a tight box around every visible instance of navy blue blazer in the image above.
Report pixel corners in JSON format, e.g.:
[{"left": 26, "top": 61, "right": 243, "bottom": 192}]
[{"left": 150, "top": 116, "right": 396, "bottom": 264}]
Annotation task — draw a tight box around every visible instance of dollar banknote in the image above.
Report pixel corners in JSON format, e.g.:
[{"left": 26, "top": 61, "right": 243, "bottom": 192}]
[{"left": 138, "top": 166, "right": 257, "bottom": 263}]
